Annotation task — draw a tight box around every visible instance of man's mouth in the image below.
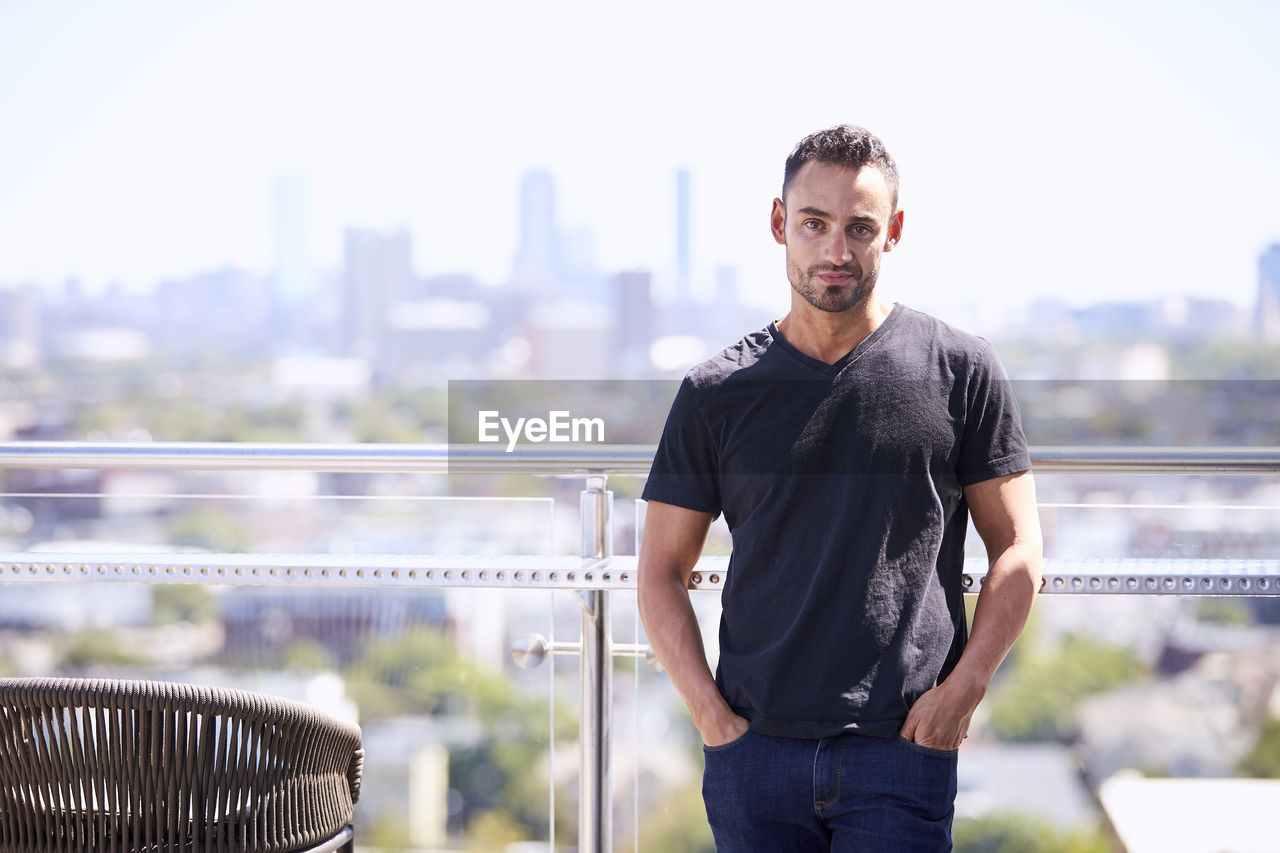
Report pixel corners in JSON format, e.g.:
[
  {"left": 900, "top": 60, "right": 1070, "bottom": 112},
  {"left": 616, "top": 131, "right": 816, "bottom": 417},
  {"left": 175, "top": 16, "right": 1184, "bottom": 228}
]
[{"left": 815, "top": 269, "right": 856, "bottom": 285}]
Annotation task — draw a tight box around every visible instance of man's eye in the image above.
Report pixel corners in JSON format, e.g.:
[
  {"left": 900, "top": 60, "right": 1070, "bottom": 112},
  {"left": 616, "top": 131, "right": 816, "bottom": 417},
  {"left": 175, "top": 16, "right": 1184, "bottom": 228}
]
[
  {"left": 803, "top": 220, "right": 822, "bottom": 230},
  {"left": 850, "top": 225, "right": 870, "bottom": 236}
]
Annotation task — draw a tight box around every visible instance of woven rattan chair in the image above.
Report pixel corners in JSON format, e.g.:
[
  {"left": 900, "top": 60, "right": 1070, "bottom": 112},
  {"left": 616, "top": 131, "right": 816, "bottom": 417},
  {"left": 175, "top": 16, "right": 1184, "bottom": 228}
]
[{"left": 0, "top": 677, "right": 362, "bottom": 853}]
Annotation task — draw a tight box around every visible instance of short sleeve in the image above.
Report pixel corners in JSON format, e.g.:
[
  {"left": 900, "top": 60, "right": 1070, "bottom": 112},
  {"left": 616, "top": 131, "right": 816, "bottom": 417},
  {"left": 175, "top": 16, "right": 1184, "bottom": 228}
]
[
  {"left": 641, "top": 377, "right": 722, "bottom": 517},
  {"left": 956, "top": 341, "right": 1031, "bottom": 486}
]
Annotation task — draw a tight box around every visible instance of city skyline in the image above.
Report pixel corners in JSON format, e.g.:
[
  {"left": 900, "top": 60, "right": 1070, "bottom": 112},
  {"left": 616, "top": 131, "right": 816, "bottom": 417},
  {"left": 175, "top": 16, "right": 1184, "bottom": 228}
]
[{"left": 2, "top": 1, "right": 1278, "bottom": 311}]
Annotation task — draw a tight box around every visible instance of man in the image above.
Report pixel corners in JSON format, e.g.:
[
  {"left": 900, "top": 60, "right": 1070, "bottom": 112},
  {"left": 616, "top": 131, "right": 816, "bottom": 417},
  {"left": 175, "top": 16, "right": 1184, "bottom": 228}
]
[{"left": 637, "top": 125, "right": 1043, "bottom": 852}]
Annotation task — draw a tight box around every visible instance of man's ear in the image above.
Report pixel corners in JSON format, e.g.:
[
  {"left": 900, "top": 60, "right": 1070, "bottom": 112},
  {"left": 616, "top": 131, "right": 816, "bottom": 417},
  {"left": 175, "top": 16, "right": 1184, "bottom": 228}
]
[
  {"left": 884, "top": 209, "right": 905, "bottom": 252},
  {"left": 770, "top": 198, "right": 786, "bottom": 245}
]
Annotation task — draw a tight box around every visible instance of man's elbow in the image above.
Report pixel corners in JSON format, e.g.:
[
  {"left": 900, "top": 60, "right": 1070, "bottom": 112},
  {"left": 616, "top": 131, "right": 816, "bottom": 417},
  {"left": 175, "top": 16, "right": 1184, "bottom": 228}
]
[{"left": 1008, "top": 537, "right": 1045, "bottom": 594}]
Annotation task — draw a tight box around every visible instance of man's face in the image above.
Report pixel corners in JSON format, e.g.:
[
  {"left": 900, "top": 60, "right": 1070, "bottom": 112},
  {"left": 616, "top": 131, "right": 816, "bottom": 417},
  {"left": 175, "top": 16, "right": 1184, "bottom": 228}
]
[{"left": 771, "top": 160, "right": 904, "bottom": 314}]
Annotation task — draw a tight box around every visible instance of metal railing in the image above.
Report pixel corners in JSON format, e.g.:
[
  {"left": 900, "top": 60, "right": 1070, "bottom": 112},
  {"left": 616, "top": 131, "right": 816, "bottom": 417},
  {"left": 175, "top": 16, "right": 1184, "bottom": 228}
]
[{"left": 3, "top": 441, "right": 1280, "bottom": 853}]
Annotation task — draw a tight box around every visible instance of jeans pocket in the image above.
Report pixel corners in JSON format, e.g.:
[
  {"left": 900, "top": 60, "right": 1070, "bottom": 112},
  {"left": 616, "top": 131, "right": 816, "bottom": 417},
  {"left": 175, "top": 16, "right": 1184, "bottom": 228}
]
[
  {"left": 896, "top": 735, "right": 959, "bottom": 758},
  {"left": 703, "top": 728, "right": 752, "bottom": 753}
]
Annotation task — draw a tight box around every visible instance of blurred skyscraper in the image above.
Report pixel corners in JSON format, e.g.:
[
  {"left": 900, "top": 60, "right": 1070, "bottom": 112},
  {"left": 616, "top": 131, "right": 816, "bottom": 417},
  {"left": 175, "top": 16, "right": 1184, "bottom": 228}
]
[
  {"left": 0, "top": 283, "right": 41, "bottom": 369},
  {"left": 342, "top": 227, "right": 414, "bottom": 378},
  {"left": 1255, "top": 243, "right": 1280, "bottom": 344},
  {"left": 510, "top": 170, "right": 601, "bottom": 300},
  {"left": 272, "top": 172, "right": 314, "bottom": 303},
  {"left": 675, "top": 168, "right": 692, "bottom": 306},
  {"left": 613, "top": 269, "right": 653, "bottom": 376},
  {"left": 511, "top": 171, "right": 558, "bottom": 292}
]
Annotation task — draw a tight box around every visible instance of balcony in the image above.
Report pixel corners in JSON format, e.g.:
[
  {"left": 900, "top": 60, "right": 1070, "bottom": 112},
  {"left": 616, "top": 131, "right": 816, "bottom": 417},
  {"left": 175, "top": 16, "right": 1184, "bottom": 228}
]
[{"left": 2, "top": 442, "right": 1279, "bottom": 853}]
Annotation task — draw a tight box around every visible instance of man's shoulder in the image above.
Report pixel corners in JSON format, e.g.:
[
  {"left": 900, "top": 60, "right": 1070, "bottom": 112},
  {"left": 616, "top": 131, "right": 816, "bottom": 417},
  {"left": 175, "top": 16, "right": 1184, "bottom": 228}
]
[
  {"left": 684, "top": 326, "right": 775, "bottom": 390},
  {"left": 895, "top": 304, "right": 993, "bottom": 352},
  {"left": 892, "top": 304, "right": 1002, "bottom": 370}
]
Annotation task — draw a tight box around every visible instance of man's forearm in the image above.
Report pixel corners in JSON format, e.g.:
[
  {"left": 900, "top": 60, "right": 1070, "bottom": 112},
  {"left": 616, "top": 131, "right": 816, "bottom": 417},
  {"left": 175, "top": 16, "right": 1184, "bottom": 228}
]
[
  {"left": 950, "top": 539, "right": 1042, "bottom": 695},
  {"left": 639, "top": 570, "right": 744, "bottom": 742}
]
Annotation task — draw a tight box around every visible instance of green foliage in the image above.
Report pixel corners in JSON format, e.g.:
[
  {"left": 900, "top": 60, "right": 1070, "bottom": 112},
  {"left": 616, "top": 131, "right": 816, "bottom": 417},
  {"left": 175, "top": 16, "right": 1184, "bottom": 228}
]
[
  {"left": 168, "top": 508, "right": 253, "bottom": 552},
  {"left": 629, "top": 782, "right": 715, "bottom": 853},
  {"left": 1193, "top": 597, "right": 1252, "bottom": 625},
  {"left": 61, "top": 628, "right": 146, "bottom": 670},
  {"left": 362, "top": 812, "right": 411, "bottom": 853},
  {"left": 463, "top": 808, "right": 530, "bottom": 850},
  {"left": 280, "top": 639, "right": 337, "bottom": 671},
  {"left": 151, "top": 584, "right": 214, "bottom": 624},
  {"left": 954, "top": 812, "right": 1114, "bottom": 853},
  {"left": 342, "top": 627, "right": 573, "bottom": 841},
  {"left": 340, "top": 390, "right": 448, "bottom": 443},
  {"left": 1239, "top": 715, "right": 1280, "bottom": 778},
  {"left": 985, "top": 634, "right": 1148, "bottom": 742}
]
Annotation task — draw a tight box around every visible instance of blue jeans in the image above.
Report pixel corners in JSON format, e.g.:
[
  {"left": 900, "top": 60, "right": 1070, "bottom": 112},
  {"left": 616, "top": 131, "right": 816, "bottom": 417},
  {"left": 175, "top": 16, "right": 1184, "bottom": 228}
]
[{"left": 702, "top": 729, "right": 957, "bottom": 852}]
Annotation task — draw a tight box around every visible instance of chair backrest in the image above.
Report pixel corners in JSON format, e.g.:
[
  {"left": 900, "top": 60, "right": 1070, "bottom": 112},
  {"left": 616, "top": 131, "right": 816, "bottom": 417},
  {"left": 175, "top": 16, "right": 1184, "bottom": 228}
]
[{"left": 0, "top": 677, "right": 362, "bottom": 853}]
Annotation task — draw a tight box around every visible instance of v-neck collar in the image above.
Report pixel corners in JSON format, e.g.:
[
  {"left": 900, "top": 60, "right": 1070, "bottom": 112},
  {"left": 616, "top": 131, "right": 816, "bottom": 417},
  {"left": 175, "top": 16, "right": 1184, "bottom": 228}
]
[{"left": 768, "top": 303, "right": 904, "bottom": 376}]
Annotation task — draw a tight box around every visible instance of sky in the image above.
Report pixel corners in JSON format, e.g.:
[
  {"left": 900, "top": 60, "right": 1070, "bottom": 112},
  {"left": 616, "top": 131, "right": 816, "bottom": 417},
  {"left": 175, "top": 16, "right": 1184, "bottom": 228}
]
[{"left": 1, "top": 0, "right": 1278, "bottom": 314}]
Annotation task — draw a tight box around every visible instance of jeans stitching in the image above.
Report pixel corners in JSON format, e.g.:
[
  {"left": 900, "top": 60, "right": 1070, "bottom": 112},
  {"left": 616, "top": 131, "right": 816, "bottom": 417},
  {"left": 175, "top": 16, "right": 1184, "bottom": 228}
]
[{"left": 813, "top": 737, "right": 841, "bottom": 810}]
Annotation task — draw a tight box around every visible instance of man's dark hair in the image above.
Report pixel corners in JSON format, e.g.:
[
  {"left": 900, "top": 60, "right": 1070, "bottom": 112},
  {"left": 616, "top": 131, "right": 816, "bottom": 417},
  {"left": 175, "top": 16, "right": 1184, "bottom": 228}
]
[{"left": 782, "top": 125, "right": 899, "bottom": 210}]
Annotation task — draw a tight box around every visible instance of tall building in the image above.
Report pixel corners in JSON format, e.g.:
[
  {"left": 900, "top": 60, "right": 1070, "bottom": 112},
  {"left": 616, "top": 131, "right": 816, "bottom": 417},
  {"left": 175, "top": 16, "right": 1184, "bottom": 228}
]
[
  {"left": 342, "top": 227, "right": 414, "bottom": 378},
  {"left": 272, "top": 172, "right": 313, "bottom": 303},
  {"left": 511, "top": 171, "right": 558, "bottom": 292},
  {"left": 1256, "top": 244, "right": 1280, "bottom": 344},
  {"left": 613, "top": 269, "right": 653, "bottom": 376},
  {"left": 675, "top": 168, "right": 692, "bottom": 305},
  {"left": 0, "top": 283, "right": 41, "bottom": 368}
]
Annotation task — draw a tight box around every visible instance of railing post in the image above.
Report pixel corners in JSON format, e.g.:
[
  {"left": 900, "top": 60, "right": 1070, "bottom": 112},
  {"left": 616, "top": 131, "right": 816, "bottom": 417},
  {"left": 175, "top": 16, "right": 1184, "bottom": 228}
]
[{"left": 579, "top": 473, "right": 613, "bottom": 853}]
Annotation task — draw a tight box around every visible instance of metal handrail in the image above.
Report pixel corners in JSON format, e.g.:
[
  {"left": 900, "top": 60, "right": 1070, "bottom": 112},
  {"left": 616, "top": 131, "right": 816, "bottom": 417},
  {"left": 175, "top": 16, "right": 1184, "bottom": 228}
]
[
  {"left": 3, "top": 441, "right": 1280, "bottom": 474},
  {"left": 3, "top": 439, "right": 1279, "bottom": 853}
]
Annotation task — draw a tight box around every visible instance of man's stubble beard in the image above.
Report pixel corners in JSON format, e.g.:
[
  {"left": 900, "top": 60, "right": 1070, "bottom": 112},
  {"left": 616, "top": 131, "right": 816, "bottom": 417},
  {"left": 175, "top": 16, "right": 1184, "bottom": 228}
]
[{"left": 787, "top": 256, "right": 879, "bottom": 314}]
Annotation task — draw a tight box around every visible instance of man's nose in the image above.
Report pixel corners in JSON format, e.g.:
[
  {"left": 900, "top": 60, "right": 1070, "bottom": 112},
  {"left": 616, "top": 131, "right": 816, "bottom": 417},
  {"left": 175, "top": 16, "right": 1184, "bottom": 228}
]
[{"left": 825, "top": 231, "right": 853, "bottom": 264}]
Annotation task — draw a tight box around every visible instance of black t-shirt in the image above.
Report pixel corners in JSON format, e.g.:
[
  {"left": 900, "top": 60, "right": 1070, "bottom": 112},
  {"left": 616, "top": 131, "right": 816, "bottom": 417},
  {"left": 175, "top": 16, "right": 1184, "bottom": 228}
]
[{"left": 642, "top": 304, "right": 1030, "bottom": 739}]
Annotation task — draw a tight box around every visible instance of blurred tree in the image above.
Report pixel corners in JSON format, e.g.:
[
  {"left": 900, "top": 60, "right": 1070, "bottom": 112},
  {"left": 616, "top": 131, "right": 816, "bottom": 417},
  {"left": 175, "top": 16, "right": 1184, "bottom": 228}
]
[
  {"left": 1193, "top": 597, "right": 1252, "bottom": 625},
  {"left": 343, "top": 627, "right": 574, "bottom": 842},
  {"left": 61, "top": 628, "right": 145, "bottom": 670},
  {"left": 954, "top": 812, "right": 1113, "bottom": 852},
  {"left": 169, "top": 508, "right": 253, "bottom": 552},
  {"left": 985, "top": 634, "right": 1148, "bottom": 742},
  {"left": 1239, "top": 715, "right": 1280, "bottom": 778},
  {"left": 630, "top": 781, "right": 715, "bottom": 853},
  {"left": 280, "top": 638, "right": 337, "bottom": 671},
  {"left": 152, "top": 584, "right": 214, "bottom": 624}
]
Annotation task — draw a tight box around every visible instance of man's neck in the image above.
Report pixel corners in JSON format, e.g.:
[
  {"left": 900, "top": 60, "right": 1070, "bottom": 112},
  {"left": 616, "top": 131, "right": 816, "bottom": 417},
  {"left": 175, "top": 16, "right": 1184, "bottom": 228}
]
[{"left": 775, "top": 295, "right": 894, "bottom": 365}]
